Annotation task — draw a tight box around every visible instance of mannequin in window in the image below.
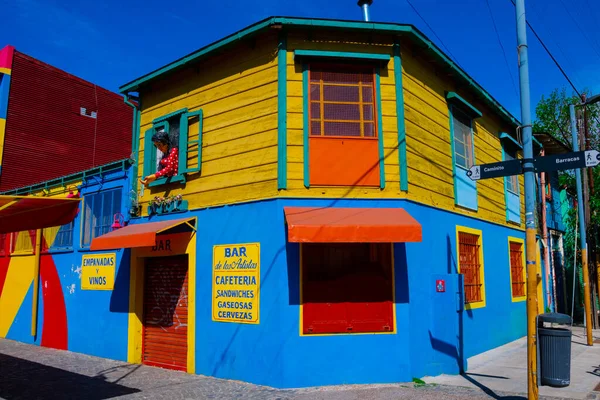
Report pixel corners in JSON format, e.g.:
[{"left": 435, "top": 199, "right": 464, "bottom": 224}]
[{"left": 140, "top": 129, "right": 179, "bottom": 187}]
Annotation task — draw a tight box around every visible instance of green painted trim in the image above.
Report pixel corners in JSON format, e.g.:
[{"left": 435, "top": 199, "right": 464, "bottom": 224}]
[
  {"left": 148, "top": 174, "right": 186, "bottom": 188},
  {"left": 468, "top": 111, "right": 478, "bottom": 211},
  {"left": 143, "top": 127, "right": 155, "bottom": 179},
  {"left": 449, "top": 105, "right": 459, "bottom": 203},
  {"left": 277, "top": 31, "right": 287, "bottom": 190},
  {"left": 118, "top": 17, "right": 519, "bottom": 131},
  {"left": 376, "top": 67, "right": 385, "bottom": 189},
  {"left": 302, "top": 63, "right": 309, "bottom": 188},
  {"left": 179, "top": 109, "right": 203, "bottom": 174},
  {"left": 501, "top": 146, "right": 510, "bottom": 222},
  {"left": 294, "top": 49, "right": 390, "bottom": 62},
  {"left": 393, "top": 42, "right": 408, "bottom": 192},
  {"left": 153, "top": 108, "right": 188, "bottom": 123},
  {"left": 153, "top": 121, "right": 169, "bottom": 137},
  {"left": 446, "top": 92, "right": 482, "bottom": 118},
  {"left": 499, "top": 132, "right": 523, "bottom": 149},
  {"left": 123, "top": 94, "right": 140, "bottom": 200},
  {"left": 0, "top": 159, "right": 130, "bottom": 196}
]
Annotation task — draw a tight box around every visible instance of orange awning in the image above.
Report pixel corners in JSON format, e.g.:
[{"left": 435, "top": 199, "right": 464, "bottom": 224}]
[
  {"left": 90, "top": 217, "right": 196, "bottom": 251},
  {"left": 284, "top": 206, "right": 422, "bottom": 243},
  {"left": 0, "top": 195, "right": 81, "bottom": 234}
]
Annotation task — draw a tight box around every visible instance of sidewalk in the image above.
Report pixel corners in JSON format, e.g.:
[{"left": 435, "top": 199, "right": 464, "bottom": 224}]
[
  {"left": 0, "top": 334, "right": 596, "bottom": 399},
  {"left": 423, "top": 326, "right": 600, "bottom": 400}
]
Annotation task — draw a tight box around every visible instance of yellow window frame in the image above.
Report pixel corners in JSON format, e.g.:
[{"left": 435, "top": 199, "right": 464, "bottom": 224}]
[
  {"left": 10, "top": 231, "right": 35, "bottom": 256},
  {"left": 507, "top": 237, "right": 526, "bottom": 302},
  {"left": 456, "top": 225, "right": 486, "bottom": 309}
]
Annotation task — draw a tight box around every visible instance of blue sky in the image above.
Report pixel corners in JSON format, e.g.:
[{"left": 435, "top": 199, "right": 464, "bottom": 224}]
[{"left": 1, "top": 0, "right": 599, "bottom": 120}]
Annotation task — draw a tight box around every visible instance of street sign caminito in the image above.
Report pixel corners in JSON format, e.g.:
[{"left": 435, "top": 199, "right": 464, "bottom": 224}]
[
  {"left": 533, "top": 150, "right": 600, "bottom": 173},
  {"left": 466, "top": 159, "right": 523, "bottom": 181}
]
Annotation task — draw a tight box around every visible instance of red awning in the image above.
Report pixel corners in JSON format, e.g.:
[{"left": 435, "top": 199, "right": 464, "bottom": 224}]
[
  {"left": 284, "top": 206, "right": 422, "bottom": 243},
  {"left": 90, "top": 217, "right": 196, "bottom": 251},
  {"left": 0, "top": 195, "right": 81, "bottom": 234}
]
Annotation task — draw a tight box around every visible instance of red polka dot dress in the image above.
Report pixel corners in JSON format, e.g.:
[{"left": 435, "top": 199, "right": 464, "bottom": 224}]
[{"left": 155, "top": 147, "right": 179, "bottom": 178}]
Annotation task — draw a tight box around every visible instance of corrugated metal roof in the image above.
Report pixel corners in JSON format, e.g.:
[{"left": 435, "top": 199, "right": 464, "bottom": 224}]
[
  {"left": 533, "top": 132, "right": 572, "bottom": 155},
  {"left": 0, "top": 51, "right": 132, "bottom": 191}
]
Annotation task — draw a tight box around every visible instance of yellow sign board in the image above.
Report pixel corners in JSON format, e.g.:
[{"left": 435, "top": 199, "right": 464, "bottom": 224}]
[
  {"left": 212, "top": 243, "right": 260, "bottom": 324},
  {"left": 81, "top": 253, "right": 116, "bottom": 290}
]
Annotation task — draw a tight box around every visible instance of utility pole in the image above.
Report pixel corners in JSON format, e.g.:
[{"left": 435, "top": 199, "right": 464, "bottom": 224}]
[
  {"left": 570, "top": 104, "right": 594, "bottom": 345},
  {"left": 582, "top": 97, "right": 598, "bottom": 329},
  {"left": 514, "top": 1, "right": 538, "bottom": 398}
]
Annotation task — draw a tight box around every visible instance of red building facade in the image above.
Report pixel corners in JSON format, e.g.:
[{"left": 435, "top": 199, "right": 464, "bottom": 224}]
[{"left": 0, "top": 45, "right": 132, "bottom": 192}]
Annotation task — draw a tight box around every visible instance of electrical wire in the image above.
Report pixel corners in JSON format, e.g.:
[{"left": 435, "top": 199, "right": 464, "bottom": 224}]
[
  {"left": 529, "top": 0, "right": 584, "bottom": 91},
  {"left": 404, "top": 0, "right": 463, "bottom": 70},
  {"left": 509, "top": 0, "right": 581, "bottom": 98},
  {"left": 509, "top": 0, "right": 600, "bottom": 135},
  {"left": 557, "top": 0, "right": 600, "bottom": 62},
  {"left": 485, "top": 0, "right": 518, "bottom": 96}
]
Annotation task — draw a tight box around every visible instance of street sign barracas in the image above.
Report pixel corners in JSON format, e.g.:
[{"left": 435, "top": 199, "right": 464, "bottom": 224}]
[
  {"left": 534, "top": 150, "right": 600, "bottom": 173},
  {"left": 466, "top": 159, "right": 523, "bottom": 181}
]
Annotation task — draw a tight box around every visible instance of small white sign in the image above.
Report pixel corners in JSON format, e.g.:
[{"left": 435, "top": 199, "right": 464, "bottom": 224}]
[
  {"left": 467, "top": 165, "right": 481, "bottom": 181},
  {"left": 584, "top": 150, "right": 600, "bottom": 167}
]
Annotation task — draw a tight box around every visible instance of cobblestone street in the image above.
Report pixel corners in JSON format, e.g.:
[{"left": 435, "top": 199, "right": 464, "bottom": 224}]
[{"left": 0, "top": 338, "right": 577, "bottom": 400}]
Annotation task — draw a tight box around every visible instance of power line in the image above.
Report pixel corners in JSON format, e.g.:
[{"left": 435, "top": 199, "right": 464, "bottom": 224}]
[
  {"left": 557, "top": 0, "right": 600, "bottom": 62},
  {"left": 508, "top": 0, "right": 600, "bottom": 140},
  {"left": 485, "top": 0, "right": 518, "bottom": 96},
  {"left": 529, "top": 0, "right": 584, "bottom": 90},
  {"left": 508, "top": 0, "right": 581, "bottom": 98},
  {"left": 579, "top": 0, "right": 600, "bottom": 56},
  {"left": 404, "top": 0, "right": 463, "bottom": 70},
  {"left": 584, "top": 0, "right": 600, "bottom": 25}
]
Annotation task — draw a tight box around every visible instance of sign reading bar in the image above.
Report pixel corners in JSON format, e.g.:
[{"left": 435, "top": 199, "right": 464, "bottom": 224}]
[
  {"left": 81, "top": 253, "right": 116, "bottom": 290},
  {"left": 467, "top": 159, "right": 523, "bottom": 181},
  {"left": 212, "top": 243, "right": 260, "bottom": 324},
  {"left": 534, "top": 150, "right": 600, "bottom": 173}
]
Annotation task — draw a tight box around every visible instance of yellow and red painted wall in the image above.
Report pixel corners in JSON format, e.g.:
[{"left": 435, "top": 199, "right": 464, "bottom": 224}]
[{"left": 0, "top": 163, "right": 132, "bottom": 360}]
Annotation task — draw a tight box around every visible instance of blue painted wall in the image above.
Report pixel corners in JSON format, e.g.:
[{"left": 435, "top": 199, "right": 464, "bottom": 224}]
[
  {"left": 3, "top": 165, "right": 131, "bottom": 361},
  {"left": 5, "top": 174, "right": 528, "bottom": 388},
  {"left": 175, "top": 197, "right": 526, "bottom": 388}
]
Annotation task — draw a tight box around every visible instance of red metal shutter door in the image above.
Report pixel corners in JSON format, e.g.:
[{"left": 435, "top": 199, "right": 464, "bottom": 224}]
[{"left": 142, "top": 255, "right": 188, "bottom": 371}]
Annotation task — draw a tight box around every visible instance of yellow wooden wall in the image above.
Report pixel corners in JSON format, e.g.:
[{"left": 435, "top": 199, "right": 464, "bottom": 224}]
[
  {"left": 401, "top": 41, "right": 524, "bottom": 227},
  {"left": 285, "top": 31, "right": 403, "bottom": 198},
  {"left": 137, "top": 32, "right": 280, "bottom": 213},
  {"left": 283, "top": 32, "right": 524, "bottom": 229},
  {"left": 136, "top": 27, "right": 523, "bottom": 229}
]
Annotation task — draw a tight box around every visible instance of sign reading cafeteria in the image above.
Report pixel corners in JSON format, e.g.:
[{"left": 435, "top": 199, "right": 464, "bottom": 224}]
[
  {"left": 212, "top": 243, "right": 260, "bottom": 324},
  {"left": 81, "top": 253, "right": 116, "bottom": 290}
]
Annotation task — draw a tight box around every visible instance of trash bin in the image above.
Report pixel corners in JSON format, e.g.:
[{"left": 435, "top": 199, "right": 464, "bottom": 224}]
[{"left": 538, "top": 313, "right": 572, "bottom": 387}]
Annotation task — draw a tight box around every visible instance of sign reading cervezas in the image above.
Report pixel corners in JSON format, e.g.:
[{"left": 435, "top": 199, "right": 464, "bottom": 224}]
[
  {"left": 81, "top": 253, "right": 116, "bottom": 290},
  {"left": 212, "top": 243, "right": 260, "bottom": 324}
]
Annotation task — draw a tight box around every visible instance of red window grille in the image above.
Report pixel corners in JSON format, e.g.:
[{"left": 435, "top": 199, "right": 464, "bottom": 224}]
[
  {"left": 458, "top": 232, "right": 483, "bottom": 304},
  {"left": 509, "top": 242, "right": 526, "bottom": 298},
  {"left": 309, "top": 65, "right": 377, "bottom": 138},
  {"left": 301, "top": 243, "right": 394, "bottom": 334}
]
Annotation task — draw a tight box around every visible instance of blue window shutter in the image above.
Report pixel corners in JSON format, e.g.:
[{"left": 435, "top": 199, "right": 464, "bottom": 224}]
[
  {"left": 143, "top": 128, "right": 155, "bottom": 176},
  {"left": 179, "top": 110, "right": 203, "bottom": 174}
]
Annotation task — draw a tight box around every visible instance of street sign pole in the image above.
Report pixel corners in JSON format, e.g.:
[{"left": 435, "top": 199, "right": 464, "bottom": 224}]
[
  {"left": 570, "top": 104, "right": 594, "bottom": 346},
  {"left": 515, "top": 1, "right": 538, "bottom": 398}
]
